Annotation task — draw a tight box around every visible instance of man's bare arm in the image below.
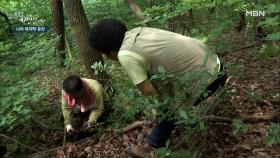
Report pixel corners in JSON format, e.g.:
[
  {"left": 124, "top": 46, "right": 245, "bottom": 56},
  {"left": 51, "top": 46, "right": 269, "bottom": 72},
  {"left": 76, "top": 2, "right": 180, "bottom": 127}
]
[{"left": 137, "top": 79, "right": 159, "bottom": 97}]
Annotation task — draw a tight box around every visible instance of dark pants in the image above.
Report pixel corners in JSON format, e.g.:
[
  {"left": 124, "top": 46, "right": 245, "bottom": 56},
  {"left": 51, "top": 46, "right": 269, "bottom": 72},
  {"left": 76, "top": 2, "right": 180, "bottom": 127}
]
[{"left": 147, "top": 64, "right": 227, "bottom": 148}]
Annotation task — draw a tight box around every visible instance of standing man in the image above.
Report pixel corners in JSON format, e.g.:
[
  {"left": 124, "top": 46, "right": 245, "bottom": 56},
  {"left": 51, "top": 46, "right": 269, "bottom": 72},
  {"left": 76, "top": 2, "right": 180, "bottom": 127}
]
[{"left": 89, "top": 19, "right": 227, "bottom": 156}]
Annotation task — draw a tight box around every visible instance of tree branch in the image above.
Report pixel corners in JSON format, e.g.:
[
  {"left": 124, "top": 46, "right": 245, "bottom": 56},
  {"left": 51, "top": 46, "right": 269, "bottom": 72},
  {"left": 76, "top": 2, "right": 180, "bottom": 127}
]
[
  {"left": 0, "top": 134, "right": 39, "bottom": 152},
  {"left": 205, "top": 112, "right": 280, "bottom": 123}
]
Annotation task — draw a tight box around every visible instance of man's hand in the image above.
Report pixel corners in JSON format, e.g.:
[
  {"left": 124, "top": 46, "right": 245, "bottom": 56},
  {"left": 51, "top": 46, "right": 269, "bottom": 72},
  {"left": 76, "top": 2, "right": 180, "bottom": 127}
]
[
  {"left": 82, "top": 120, "right": 99, "bottom": 133},
  {"left": 137, "top": 80, "right": 159, "bottom": 97},
  {"left": 84, "top": 120, "right": 98, "bottom": 129},
  {"left": 66, "top": 124, "right": 75, "bottom": 133}
]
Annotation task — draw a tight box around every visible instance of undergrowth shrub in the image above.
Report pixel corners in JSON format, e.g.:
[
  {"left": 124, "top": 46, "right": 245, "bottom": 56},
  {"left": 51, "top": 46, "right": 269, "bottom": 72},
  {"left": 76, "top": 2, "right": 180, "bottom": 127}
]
[
  {"left": 266, "top": 123, "right": 280, "bottom": 146},
  {"left": 0, "top": 34, "right": 59, "bottom": 132}
]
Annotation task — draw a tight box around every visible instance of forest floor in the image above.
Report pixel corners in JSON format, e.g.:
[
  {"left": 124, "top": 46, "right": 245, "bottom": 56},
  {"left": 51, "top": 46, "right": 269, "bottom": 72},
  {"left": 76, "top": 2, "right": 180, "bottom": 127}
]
[{"left": 29, "top": 34, "right": 280, "bottom": 158}]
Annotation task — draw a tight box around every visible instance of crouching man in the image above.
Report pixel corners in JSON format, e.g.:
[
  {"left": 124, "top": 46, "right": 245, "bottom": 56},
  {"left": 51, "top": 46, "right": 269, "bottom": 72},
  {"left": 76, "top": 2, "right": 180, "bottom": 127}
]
[{"left": 61, "top": 75, "right": 108, "bottom": 133}]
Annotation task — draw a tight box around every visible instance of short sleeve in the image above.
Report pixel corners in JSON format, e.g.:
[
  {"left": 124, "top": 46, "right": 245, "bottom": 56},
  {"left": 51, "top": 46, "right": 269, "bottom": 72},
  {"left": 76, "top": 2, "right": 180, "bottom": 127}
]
[{"left": 118, "top": 51, "right": 148, "bottom": 85}]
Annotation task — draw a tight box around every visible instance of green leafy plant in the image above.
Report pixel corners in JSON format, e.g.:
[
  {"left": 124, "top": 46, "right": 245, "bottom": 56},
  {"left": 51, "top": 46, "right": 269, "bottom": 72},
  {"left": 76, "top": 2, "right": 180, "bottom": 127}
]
[
  {"left": 0, "top": 33, "right": 58, "bottom": 133},
  {"left": 154, "top": 148, "right": 201, "bottom": 158},
  {"left": 259, "top": 44, "right": 280, "bottom": 59},
  {"left": 232, "top": 118, "right": 249, "bottom": 134},
  {"left": 266, "top": 123, "right": 280, "bottom": 146},
  {"left": 91, "top": 62, "right": 146, "bottom": 127}
]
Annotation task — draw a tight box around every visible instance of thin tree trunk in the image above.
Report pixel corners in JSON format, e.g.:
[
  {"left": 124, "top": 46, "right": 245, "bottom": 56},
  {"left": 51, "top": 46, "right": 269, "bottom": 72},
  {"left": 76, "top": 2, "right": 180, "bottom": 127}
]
[
  {"left": 65, "top": 35, "right": 72, "bottom": 59},
  {"left": 235, "top": 12, "right": 245, "bottom": 32},
  {"left": 124, "top": 0, "right": 144, "bottom": 20},
  {"left": 0, "top": 11, "right": 13, "bottom": 35},
  {"left": 148, "top": 0, "right": 151, "bottom": 8},
  {"left": 51, "top": 0, "right": 65, "bottom": 67},
  {"left": 62, "top": 0, "right": 104, "bottom": 80},
  {"left": 168, "top": 0, "right": 175, "bottom": 32},
  {"left": 147, "top": 0, "right": 154, "bottom": 8},
  {"left": 188, "top": 8, "right": 194, "bottom": 27},
  {"left": 256, "top": 16, "right": 267, "bottom": 39},
  {"left": 181, "top": 8, "right": 193, "bottom": 35}
]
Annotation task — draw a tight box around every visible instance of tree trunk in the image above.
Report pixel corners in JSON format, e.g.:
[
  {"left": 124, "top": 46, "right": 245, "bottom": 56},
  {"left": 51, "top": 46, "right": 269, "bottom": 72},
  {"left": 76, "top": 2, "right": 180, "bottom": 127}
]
[
  {"left": 235, "top": 12, "right": 245, "bottom": 32},
  {"left": 147, "top": 0, "right": 154, "bottom": 8},
  {"left": 62, "top": 0, "right": 104, "bottom": 80},
  {"left": 181, "top": 8, "right": 193, "bottom": 35},
  {"left": 51, "top": 0, "right": 65, "bottom": 67},
  {"left": 124, "top": 0, "right": 144, "bottom": 20},
  {"left": 0, "top": 11, "right": 13, "bottom": 35},
  {"left": 256, "top": 16, "right": 267, "bottom": 39},
  {"left": 65, "top": 35, "right": 72, "bottom": 59},
  {"left": 168, "top": 0, "right": 175, "bottom": 32},
  {"left": 187, "top": 8, "right": 194, "bottom": 27}
]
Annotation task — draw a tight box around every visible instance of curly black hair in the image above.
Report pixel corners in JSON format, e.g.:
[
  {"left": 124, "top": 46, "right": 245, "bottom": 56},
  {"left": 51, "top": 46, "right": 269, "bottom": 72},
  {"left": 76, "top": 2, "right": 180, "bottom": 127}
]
[
  {"left": 89, "top": 18, "right": 127, "bottom": 54},
  {"left": 62, "top": 75, "right": 83, "bottom": 94}
]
